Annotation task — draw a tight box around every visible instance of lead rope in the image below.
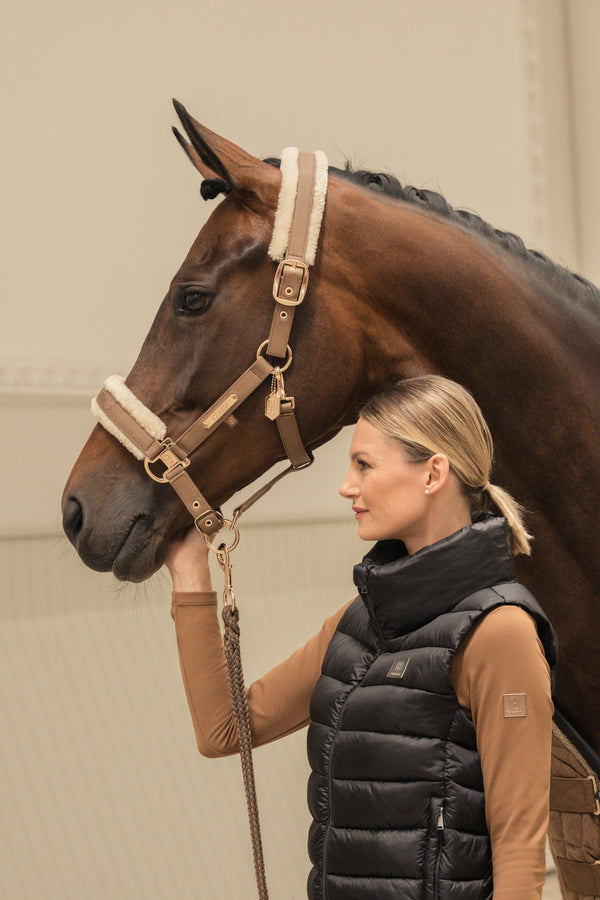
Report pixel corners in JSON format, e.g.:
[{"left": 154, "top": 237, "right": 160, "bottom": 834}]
[
  {"left": 215, "top": 541, "right": 270, "bottom": 900},
  {"left": 206, "top": 465, "right": 311, "bottom": 899}
]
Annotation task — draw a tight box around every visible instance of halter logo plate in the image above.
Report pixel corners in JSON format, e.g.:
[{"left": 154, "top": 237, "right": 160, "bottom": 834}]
[{"left": 202, "top": 393, "right": 239, "bottom": 429}]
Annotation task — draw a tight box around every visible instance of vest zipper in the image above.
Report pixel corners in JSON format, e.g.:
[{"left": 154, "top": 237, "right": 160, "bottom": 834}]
[
  {"left": 357, "top": 584, "right": 385, "bottom": 650},
  {"left": 322, "top": 714, "right": 343, "bottom": 899},
  {"left": 433, "top": 804, "right": 444, "bottom": 899}
]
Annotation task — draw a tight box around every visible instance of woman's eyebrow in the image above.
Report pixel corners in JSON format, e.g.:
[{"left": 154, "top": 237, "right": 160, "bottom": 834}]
[{"left": 350, "top": 450, "right": 383, "bottom": 461}]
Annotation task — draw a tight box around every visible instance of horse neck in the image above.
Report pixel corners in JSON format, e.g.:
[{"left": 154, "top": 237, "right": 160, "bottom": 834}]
[{"left": 323, "top": 180, "right": 600, "bottom": 577}]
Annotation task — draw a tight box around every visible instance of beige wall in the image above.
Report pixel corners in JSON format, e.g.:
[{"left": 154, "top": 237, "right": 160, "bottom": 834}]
[
  {"left": 566, "top": 0, "right": 600, "bottom": 284},
  {"left": 1, "top": 0, "right": 597, "bottom": 896}
]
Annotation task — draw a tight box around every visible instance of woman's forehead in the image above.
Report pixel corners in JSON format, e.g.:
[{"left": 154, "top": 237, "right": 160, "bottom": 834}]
[{"left": 350, "top": 418, "right": 401, "bottom": 458}]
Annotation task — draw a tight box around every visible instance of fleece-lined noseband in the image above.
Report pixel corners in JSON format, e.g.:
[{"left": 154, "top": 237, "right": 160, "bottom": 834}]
[{"left": 92, "top": 148, "right": 328, "bottom": 537}]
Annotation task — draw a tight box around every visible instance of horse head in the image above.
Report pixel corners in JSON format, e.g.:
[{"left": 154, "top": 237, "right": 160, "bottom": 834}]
[{"left": 62, "top": 104, "right": 409, "bottom": 582}]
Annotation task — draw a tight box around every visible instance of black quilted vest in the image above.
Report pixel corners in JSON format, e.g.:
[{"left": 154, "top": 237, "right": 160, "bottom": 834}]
[{"left": 306, "top": 516, "right": 557, "bottom": 900}]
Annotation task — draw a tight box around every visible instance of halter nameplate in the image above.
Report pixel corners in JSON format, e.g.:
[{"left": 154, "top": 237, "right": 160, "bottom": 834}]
[{"left": 92, "top": 147, "right": 328, "bottom": 535}]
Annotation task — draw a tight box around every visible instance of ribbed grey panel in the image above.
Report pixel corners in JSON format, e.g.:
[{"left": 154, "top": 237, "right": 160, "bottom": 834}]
[
  {"left": 0, "top": 522, "right": 362, "bottom": 899},
  {"left": 0, "top": 520, "right": 363, "bottom": 622}
]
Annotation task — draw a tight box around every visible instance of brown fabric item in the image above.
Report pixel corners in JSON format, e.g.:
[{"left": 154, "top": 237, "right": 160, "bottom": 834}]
[
  {"left": 171, "top": 597, "right": 552, "bottom": 897},
  {"left": 551, "top": 776, "right": 599, "bottom": 815},
  {"left": 555, "top": 859, "right": 600, "bottom": 896},
  {"left": 549, "top": 724, "right": 600, "bottom": 899},
  {"left": 171, "top": 593, "right": 351, "bottom": 756},
  {"left": 451, "top": 605, "right": 553, "bottom": 899}
]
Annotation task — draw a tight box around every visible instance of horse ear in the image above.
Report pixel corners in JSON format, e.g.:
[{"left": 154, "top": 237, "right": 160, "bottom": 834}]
[
  {"left": 172, "top": 125, "right": 218, "bottom": 180},
  {"left": 172, "top": 100, "right": 279, "bottom": 203}
]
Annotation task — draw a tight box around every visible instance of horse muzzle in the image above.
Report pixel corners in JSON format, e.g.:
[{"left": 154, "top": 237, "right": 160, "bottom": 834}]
[{"left": 61, "top": 427, "right": 181, "bottom": 582}]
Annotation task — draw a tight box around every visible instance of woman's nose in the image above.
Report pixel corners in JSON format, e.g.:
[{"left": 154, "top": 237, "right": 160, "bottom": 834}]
[{"left": 339, "top": 471, "right": 358, "bottom": 498}]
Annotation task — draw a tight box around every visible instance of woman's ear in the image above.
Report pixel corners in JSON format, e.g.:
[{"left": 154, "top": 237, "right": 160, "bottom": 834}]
[{"left": 425, "top": 454, "right": 450, "bottom": 494}]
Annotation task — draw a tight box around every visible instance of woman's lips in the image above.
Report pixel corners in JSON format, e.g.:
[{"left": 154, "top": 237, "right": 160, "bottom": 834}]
[{"left": 353, "top": 506, "right": 368, "bottom": 519}]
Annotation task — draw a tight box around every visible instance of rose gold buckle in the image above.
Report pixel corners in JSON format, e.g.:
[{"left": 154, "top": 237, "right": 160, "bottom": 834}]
[
  {"left": 144, "top": 439, "right": 190, "bottom": 484},
  {"left": 272, "top": 259, "right": 309, "bottom": 306}
]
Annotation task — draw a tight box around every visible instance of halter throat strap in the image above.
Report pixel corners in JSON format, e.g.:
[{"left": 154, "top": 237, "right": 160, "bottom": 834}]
[{"left": 92, "top": 148, "right": 327, "bottom": 536}]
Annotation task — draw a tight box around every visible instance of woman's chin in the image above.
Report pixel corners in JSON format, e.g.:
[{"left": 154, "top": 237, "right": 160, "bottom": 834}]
[
  {"left": 357, "top": 521, "right": 401, "bottom": 544},
  {"left": 357, "top": 521, "right": 378, "bottom": 542}
]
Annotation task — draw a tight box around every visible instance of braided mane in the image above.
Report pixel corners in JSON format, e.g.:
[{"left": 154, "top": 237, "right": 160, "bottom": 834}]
[
  {"left": 200, "top": 159, "right": 599, "bottom": 315},
  {"left": 342, "top": 165, "right": 599, "bottom": 314}
]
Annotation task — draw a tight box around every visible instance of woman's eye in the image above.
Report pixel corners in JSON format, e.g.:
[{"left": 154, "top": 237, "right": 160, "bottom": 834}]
[
  {"left": 357, "top": 459, "right": 370, "bottom": 471},
  {"left": 174, "top": 288, "right": 213, "bottom": 316}
]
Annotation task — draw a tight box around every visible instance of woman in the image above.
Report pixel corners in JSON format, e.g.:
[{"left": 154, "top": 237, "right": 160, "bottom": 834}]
[{"left": 166, "top": 375, "right": 556, "bottom": 899}]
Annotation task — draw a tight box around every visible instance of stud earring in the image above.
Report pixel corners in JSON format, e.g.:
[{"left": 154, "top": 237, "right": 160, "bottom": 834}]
[{"left": 425, "top": 489, "right": 430, "bottom": 495}]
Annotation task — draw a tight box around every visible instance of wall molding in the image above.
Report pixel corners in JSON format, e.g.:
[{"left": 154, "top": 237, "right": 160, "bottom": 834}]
[
  {"left": 0, "top": 361, "right": 125, "bottom": 401},
  {"left": 520, "top": 0, "right": 551, "bottom": 251}
]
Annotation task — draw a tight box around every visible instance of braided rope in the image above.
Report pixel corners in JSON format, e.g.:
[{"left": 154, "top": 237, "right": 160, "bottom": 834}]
[{"left": 222, "top": 603, "right": 270, "bottom": 900}]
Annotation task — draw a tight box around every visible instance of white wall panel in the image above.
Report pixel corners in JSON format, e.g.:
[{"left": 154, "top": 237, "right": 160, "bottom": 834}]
[
  {"left": 0, "top": 524, "right": 362, "bottom": 898},
  {"left": 1, "top": 0, "right": 579, "bottom": 374},
  {"left": 565, "top": 0, "right": 600, "bottom": 285}
]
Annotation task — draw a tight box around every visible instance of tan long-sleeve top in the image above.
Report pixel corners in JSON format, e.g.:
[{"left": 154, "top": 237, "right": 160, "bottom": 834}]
[{"left": 171, "top": 594, "right": 553, "bottom": 899}]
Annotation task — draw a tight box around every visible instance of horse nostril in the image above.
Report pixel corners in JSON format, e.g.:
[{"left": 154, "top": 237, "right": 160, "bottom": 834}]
[{"left": 63, "top": 497, "right": 84, "bottom": 543}]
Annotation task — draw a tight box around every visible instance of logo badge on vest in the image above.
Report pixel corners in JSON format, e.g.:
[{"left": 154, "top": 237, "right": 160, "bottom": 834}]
[{"left": 387, "top": 657, "right": 410, "bottom": 679}]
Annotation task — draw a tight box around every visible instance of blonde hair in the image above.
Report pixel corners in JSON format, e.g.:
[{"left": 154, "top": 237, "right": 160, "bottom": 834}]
[{"left": 360, "top": 376, "right": 532, "bottom": 555}]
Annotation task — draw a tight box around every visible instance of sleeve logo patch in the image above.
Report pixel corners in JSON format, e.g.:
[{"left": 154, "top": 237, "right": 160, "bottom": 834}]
[
  {"left": 503, "top": 693, "right": 527, "bottom": 718},
  {"left": 387, "top": 657, "right": 410, "bottom": 679}
]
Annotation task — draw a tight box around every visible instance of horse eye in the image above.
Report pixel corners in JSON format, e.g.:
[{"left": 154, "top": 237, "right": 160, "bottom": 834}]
[
  {"left": 185, "top": 291, "right": 210, "bottom": 311},
  {"left": 174, "top": 288, "right": 213, "bottom": 316}
]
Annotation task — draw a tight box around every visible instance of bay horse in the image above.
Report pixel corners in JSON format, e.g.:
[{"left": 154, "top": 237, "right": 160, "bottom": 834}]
[{"left": 62, "top": 102, "right": 600, "bottom": 766}]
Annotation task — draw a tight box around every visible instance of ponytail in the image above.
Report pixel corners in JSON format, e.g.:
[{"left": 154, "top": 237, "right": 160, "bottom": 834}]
[{"left": 485, "top": 483, "right": 532, "bottom": 556}]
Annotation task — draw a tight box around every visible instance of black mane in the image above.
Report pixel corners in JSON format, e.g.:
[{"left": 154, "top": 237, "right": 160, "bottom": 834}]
[
  {"left": 341, "top": 165, "right": 599, "bottom": 312},
  {"left": 200, "top": 159, "right": 599, "bottom": 312}
]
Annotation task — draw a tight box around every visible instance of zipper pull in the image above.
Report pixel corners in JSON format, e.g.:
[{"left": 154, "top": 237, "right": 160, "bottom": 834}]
[{"left": 437, "top": 806, "right": 445, "bottom": 830}]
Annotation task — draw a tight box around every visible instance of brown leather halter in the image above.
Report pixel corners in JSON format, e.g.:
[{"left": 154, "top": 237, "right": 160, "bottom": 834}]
[{"left": 93, "top": 149, "right": 326, "bottom": 541}]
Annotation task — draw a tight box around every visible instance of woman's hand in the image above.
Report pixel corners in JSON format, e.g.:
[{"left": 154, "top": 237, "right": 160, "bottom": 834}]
[{"left": 164, "top": 527, "right": 213, "bottom": 593}]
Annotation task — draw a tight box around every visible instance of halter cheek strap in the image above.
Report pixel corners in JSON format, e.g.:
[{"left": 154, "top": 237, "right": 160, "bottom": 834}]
[{"left": 92, "top": 149, "right": 327, "bottom": 536}]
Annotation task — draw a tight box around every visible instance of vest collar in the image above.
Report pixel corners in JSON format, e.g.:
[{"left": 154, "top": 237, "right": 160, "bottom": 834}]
[{"left": 353, "top": 514, "right": 515, "bottom": 640}]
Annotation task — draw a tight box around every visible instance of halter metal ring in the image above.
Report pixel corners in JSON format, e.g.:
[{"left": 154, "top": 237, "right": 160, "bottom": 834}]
[
  {"left": 144, "top": 457, "right": 170, "bottom": 483},
  {"left": 203, "top": 517, "right": 240, "bottom": 554},
  {"left": 144, "top": 440, "right": 190, "bottom": 483},
  {"left": 256, "top": 340, "right": 293, "bottom": 372}
]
